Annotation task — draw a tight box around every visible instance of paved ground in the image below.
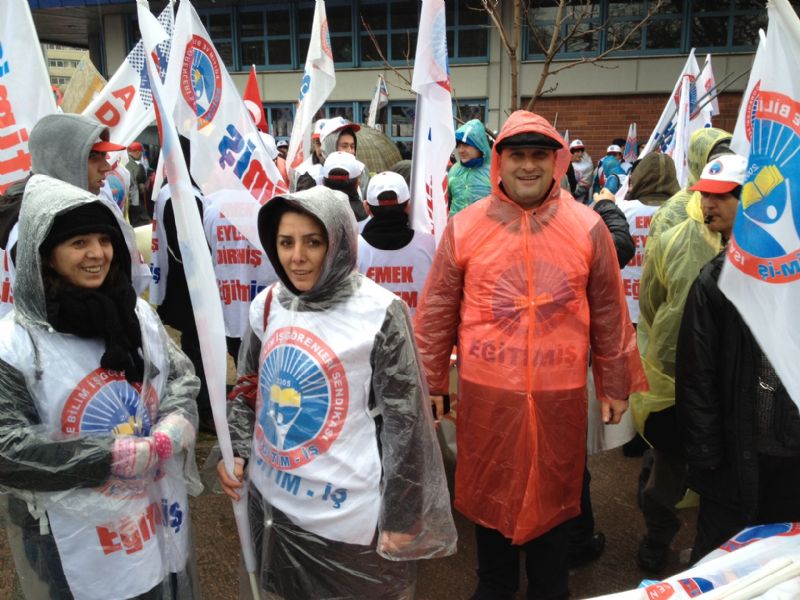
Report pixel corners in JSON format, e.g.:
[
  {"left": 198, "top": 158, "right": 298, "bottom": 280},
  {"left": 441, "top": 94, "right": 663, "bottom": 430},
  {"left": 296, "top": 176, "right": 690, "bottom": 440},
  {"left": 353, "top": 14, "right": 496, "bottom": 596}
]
[{"left": 0, "top": 435, "right": 697, "bottom": 599}]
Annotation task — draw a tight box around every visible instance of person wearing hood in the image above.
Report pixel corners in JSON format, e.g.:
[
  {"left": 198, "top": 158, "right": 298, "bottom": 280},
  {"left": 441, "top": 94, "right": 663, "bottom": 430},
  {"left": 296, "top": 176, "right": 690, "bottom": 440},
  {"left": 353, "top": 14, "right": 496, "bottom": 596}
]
[
  {"left": 630, "top": 136, "right": 735, "bottom": 572},
  {"left": 645, "top": 127, "right": 733, "bottom": 261},
  {"left": 448, "top": 119, "right": 492, "bottom": 216},
  {"left": 358, "top": 171, "right": 435, "bottom": 317},
  {"left": 0, "top": 175, "right": 202, "bottom": 599},
  {"left": 216, "top": 186, "right": 456, "bottom": 598},
  {"left": 321, "top": 150, "right": 370, "bottom": 227},
  {"left": 414, "top": 110, "right": 647, "bottom": 600},
  {"left": 569, "top": 139, "right": 594, "bottom": 204},
  {"left": 292, "top": 118, "right": 329, "bottom": 191},
  {"left": 617, "top": 153, "right": 681, "bottom": 325},
  {"left": 676, "top": 155, "right": 800, "bottom": 564},
  {"left": 592, "top": 145, "right": 626, "bottom": 195},
  {"left": 0, "top": 113, "right": 129, "bottom": 318}
]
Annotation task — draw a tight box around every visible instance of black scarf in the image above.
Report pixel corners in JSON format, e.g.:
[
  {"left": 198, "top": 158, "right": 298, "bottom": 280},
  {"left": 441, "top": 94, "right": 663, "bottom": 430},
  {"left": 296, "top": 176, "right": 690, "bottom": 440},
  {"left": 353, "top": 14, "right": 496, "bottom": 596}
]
[
  {"left": 361, "top": 210, "right": 414, "bottom": 250},
  {"left": 45, "top": 275, "right": 145, "bottom": 384}
]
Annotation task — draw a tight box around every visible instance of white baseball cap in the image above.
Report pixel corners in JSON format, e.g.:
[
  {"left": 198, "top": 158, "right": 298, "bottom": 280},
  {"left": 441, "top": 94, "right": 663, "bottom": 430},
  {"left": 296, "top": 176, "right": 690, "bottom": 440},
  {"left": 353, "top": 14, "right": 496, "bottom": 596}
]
[
  {"left": 311, "top": 118, "right": 328, "bottom": 140},
  {"left": 366, "top": 171, "right": 410, "bottom": 206},
  {"left": 259, "top": 132, "right": 278, "bottom": 160},
  {"left": 276, "top": 139, "right": 289, "bottom": 149},
  {"left": 606, "top": 144, "right": 622, "bottom": 154},
  {"left": 319, "top": 116, "right": 361, "bottom": 143},
  {"left": 322, "top": 151, "right": 365, "bottom": 180},
  {"left": 569, "top": 139, "right": 585, "bottom": 151},
  {"left": 690, "top": 154, "right": 748, "bottom": 194}
]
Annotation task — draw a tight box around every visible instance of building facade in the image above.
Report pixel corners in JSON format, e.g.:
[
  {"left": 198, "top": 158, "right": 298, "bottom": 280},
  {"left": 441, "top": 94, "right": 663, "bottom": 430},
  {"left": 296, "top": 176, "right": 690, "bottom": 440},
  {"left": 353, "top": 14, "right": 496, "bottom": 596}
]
[{"left": 28, "top": 0, "right": 800, "bottom": 160}]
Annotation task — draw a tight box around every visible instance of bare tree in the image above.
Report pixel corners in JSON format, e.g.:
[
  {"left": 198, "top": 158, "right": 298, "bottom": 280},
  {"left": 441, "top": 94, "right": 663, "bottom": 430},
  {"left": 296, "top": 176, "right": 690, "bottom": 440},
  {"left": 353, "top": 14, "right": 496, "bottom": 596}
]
[{"left": 480, "top": 0, "right": 666, "bottom": 112}]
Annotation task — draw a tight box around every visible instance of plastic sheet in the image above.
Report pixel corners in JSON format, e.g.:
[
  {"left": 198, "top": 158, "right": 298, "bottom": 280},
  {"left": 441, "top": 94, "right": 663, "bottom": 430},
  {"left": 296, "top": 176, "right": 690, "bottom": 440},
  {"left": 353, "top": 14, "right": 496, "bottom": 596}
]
[
  {"left": 0, "top": 176, "right": 201, "bottom": 599},
  {"left": 630, "top": 190, "right": 723, "bottom": 436},
  {"left": 448, "top": 119, "right": 492, "bottom": 215},
  {"left": 414, "top": 110, "right": 647, "bottom": 545},
  {"left": 224, "top": 187, "right": 456, "bottom": 599}
]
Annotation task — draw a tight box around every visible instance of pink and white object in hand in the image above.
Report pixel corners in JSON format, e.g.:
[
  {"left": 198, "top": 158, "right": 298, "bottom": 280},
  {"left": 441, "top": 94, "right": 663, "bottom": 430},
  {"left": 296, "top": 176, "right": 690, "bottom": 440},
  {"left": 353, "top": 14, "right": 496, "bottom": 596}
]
[
  {"left": 152, "top": 413, "right": 195, "bottom": 458},
  {"left": 111, "top": 437, "right": 157, "bottom": 478}
]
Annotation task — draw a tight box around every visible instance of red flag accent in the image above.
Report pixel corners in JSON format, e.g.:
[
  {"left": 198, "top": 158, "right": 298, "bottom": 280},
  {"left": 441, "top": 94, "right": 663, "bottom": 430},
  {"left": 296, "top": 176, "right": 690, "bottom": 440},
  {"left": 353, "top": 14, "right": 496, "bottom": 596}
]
[{"left": 244, "top": 65, "right": 268, "bottom": 132}]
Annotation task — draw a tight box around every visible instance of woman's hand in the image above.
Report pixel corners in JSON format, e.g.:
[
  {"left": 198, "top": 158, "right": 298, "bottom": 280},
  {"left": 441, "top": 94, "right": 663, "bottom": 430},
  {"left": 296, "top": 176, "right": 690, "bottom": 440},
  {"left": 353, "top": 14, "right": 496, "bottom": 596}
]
[
  {"left": 378, "top": 530, "right": 418, "bottom": 555},
  {"left": 152, "top": 413, "right": 196, "bottom": 460},
  {"left": 216, "top": 457, "right": 245, "bottom": 501}
]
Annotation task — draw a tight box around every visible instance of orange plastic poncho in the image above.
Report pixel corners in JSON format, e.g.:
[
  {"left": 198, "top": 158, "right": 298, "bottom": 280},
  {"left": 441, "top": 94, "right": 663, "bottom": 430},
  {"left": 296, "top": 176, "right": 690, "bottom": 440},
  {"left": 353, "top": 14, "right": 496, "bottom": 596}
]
[{"left": 415, "top": 110, "right": 647, "bottom": 544}]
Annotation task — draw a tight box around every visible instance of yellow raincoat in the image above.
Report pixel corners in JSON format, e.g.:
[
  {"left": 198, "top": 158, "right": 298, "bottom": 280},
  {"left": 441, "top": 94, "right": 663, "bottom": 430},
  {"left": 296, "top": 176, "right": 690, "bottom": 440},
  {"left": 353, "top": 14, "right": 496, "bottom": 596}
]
[
  {"left": 645, "top": 128, "right": 732, "bottom": 262},
  {"left": 631, "top": 129, "right": 732, "bottom": 436},
  {"left": 415, "top": 110, "right": 647, "bottom": 544}
]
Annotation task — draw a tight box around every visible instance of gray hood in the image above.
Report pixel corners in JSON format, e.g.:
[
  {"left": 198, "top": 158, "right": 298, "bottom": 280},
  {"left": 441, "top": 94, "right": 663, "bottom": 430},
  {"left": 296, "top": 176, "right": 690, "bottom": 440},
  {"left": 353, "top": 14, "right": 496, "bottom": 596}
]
[
  {"left": 258, "top": 186, "right": 360, "bottom": 308},
  {"left": 29, "top": 114, "right": 109, "bottom": 191},
  {"left": 16, "top": 175, "right": 140, "bottom": 328}
]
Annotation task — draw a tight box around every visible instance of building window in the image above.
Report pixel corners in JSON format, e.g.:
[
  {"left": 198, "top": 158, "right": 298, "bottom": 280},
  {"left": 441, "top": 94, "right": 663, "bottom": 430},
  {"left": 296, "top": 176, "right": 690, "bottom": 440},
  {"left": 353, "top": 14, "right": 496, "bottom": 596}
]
[
  {"left": 297, "top": 1, "right": 354, "bottom": 66},
  {"left": 265, "top": 104, "right": 296, "bottom": 138},
  {"left": 359, "top": 1, "right": 419, "bottom": 65},
  {"left": 239, "top": 6, "right": 294, "bottom": 69},
  {"left": 196, "top": 9, "right": 235, "bottom": 68},
  {"left": 446, "top": 0, "right": 490, "bottom": 61},
  {"left": 524, "top": 0, "right": 770, "bottom": 59},
  {"left": 454, "top": 100, "right": 487, "bottom": 124}
]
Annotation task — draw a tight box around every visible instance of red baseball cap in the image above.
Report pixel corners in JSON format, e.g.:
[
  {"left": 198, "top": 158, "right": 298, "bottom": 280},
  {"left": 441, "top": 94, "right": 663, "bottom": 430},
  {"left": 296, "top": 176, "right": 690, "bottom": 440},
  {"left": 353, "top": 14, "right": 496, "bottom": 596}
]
[{"left": 127, "top": 141, "right": 144, "bottom": 152}]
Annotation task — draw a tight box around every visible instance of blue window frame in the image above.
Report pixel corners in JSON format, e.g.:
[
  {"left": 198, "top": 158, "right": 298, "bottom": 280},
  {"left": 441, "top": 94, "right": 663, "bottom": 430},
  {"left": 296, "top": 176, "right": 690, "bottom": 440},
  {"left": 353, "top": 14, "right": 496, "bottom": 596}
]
[
  {"left": 265, "top": 104, "right": 296, "bottom": 139},
  {"left": 524, "top": 0, "right": 772, "bottom": 60},
  {"left": 297, "top": 0, "right": 355, "bottom": 67},
  {"left": 195, "top": 8, "right": 236, "bottom": 68},
  {"left": 239, "top": 5, "right": 295, "bottom": 70}
]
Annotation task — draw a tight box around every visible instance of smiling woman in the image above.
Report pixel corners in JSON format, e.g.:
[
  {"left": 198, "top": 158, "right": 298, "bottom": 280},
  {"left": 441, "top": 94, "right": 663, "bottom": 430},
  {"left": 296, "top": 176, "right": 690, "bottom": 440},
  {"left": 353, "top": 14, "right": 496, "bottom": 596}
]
[{"left": 0, "top": 175, "right": 203, "bottom": 599}]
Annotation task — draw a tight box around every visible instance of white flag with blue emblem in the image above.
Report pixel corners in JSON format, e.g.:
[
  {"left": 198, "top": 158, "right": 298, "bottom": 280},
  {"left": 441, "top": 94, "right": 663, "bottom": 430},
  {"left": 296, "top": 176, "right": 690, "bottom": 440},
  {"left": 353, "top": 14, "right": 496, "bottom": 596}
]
[
  {"left": 719, "top": 0, "right": 800, "bottom": 409},
  {"left": 639, "top": 50, "right": 711, "bottom": 186},
  {"left": 0, "top": 0, "right": 57, "bottom": 194},
  {"left": 166, "top": 0, "right": 288, "bottom": 248},
  {"left": 409, "top": 0, "right": 455, "bottom": 246},
  {"left": 286, "top": 0, "right": 336, "bottom": 171},
  {"left": 83, "top": 1, "right": 174, "bottom": 146}
]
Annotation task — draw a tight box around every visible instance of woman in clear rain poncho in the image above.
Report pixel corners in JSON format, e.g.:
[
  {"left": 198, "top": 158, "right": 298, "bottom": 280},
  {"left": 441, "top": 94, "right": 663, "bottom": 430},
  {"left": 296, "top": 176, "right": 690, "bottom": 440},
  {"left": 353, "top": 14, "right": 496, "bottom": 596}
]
[
  {"left": 217, "top": 186, "right": 456, "bottom": 599},
  {"left": 0, "top": 175, "right": 202, "bottom": 600}
]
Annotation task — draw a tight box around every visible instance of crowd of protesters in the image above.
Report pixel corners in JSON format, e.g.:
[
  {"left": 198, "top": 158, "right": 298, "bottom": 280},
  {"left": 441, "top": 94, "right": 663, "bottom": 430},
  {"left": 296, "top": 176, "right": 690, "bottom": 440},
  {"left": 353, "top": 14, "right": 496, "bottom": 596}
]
[{"left": 0, "top": 107, "right": 797, "bottom": 600}]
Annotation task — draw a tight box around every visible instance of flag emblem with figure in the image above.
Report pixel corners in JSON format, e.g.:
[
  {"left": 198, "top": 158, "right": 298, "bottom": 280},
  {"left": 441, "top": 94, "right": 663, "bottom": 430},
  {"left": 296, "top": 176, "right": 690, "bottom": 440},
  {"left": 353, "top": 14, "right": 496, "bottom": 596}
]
[{"left": 720, "top": 0, "right": 800, "bottom": 409}]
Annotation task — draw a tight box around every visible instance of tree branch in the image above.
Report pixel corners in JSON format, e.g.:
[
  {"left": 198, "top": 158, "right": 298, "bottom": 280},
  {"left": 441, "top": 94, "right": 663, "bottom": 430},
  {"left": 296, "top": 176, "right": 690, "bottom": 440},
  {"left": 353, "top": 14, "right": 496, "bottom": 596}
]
[{"left": 359, "top": 16, "right": 413, "bottom": 92}]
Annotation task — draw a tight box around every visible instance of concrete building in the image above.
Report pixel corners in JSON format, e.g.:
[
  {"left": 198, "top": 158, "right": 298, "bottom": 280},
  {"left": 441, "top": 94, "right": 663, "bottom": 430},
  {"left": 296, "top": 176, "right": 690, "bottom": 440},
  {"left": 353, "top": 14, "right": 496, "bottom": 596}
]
[
  {"left": 41, "top": 43, "right": 90, "bottom": 91},
  {"left": 28, "top": 0, "right": 799, "bottom": 159}
]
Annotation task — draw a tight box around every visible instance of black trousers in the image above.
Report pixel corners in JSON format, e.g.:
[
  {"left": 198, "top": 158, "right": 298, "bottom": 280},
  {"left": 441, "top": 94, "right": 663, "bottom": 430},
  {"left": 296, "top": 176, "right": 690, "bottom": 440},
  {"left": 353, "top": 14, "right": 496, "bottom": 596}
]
[
  {"left": 472, "top": 522, "right": 569, "bottom": 600},
  {"left": 566, "top": 465, "right": 594, "bottom": 548},
  {"left": 691, "top": 454, "right": 800, "bottom": 563}
]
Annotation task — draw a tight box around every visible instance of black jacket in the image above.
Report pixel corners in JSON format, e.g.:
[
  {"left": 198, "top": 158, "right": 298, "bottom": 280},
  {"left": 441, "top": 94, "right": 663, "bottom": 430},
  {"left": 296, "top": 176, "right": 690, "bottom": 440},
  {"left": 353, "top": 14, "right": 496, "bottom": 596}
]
[{"left": 675, "top": 252, "right": 800, "bottom": 516}]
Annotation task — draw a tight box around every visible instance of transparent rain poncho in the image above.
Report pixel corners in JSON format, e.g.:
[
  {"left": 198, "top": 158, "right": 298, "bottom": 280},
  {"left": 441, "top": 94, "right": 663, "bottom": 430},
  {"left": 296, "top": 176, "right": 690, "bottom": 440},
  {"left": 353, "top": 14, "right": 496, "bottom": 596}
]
[
  {"left": 631, "top": 185, "right": 724, "bottom": 436},
  {"left": 225, "top": 187, "right": 456, "bottom": 599},
  {"left": 645, "top": 127, "right": 732, "bottom": 262},
  {"left": 0, "top": 175, "right": 202, "bottom": 600},
  {"left": 414, "top": 110, "right": 647, "bottom": 544}
]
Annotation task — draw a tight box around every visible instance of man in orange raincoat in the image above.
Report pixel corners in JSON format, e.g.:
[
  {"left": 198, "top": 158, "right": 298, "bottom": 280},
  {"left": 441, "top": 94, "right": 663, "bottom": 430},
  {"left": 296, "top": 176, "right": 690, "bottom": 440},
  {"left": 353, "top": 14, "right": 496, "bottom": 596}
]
[{"left": 415, "top": 110, "right": 647, "bottom": 599}]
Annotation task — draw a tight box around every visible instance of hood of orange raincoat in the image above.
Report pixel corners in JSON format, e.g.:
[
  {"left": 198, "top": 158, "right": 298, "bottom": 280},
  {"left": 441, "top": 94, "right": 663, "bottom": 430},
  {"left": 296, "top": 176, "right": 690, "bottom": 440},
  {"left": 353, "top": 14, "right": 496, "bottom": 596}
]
[{"left": 490, "top": 110, "right": 572, "bottom": 208}]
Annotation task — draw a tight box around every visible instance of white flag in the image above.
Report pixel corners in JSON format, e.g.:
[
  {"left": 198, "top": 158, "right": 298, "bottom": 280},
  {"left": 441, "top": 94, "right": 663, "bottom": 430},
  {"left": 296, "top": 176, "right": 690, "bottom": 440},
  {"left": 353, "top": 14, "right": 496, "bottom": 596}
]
[
  {"left": 367, "top": 74, "right": 389, "bottom": 128},
  {"left": 168, "top": 0, "right": 288, "bottom": 249},
  {"left": 409, "top": 0, "right": 455, "bottom": 246},
  {"left": 286, "top": 0, "right": 336, "bottom": 170},
  {"left": 623, "top": 123, "right": 638, "bottom": 164},
  {"left": 731, "top": 29, "right": 768, "bottom": 156},
  {"left": 84, "top": 2, "right": 174, "bottom": 146},
  {"left": 697, "top": 53, "right": 720, "bottom": 118},
  {"left": 719, "top": 0, "right": 800, "bottom": 409},
  {"left": 639, "top": 51, "right": 705, "bottom": 159},
  {"left": 0, "top": 0, "right": 57, "bottom": 194},
  {"left": 136, "top": 0, "right": 260, "bottom": 582}
]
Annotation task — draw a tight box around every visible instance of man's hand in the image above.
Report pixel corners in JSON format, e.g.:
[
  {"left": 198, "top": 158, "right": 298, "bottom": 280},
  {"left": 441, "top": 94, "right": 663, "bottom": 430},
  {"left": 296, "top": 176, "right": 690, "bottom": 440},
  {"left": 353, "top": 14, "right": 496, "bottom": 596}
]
[
  {"left": 592, "top": 188, "right": 616, "bottom": 206},
  {"left": 216, "top": 457, "right": 245, "bottom": 501},
  {"left": 430, "top": 395, "right": 444, "bottom": 425},
  {"left": 601, "top": 397, "right": 629, "bottom": 424}
]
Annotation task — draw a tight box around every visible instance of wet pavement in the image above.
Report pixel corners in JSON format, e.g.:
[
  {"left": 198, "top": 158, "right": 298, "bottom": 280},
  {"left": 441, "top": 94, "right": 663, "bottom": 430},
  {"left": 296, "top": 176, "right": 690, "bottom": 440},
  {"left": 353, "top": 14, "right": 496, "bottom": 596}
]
[{"left": 0, "top": 435, "right": 698, "bottom": 599}]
